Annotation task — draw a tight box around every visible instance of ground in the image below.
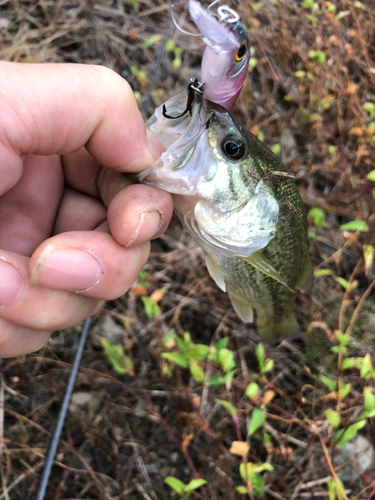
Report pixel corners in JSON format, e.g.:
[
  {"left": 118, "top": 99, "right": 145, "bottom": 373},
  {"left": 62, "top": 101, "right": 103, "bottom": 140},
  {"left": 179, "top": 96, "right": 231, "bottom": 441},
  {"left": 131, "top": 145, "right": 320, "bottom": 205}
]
[{"left": 0, "top": 0, "right": 375, "bottom": 499}]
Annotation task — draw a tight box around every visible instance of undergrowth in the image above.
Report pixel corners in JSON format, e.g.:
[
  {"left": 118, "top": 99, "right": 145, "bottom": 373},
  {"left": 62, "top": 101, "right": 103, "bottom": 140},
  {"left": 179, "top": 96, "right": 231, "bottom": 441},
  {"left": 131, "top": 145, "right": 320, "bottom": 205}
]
[{"left": 0, "top": 0, "right": 374, "bottom": 499}]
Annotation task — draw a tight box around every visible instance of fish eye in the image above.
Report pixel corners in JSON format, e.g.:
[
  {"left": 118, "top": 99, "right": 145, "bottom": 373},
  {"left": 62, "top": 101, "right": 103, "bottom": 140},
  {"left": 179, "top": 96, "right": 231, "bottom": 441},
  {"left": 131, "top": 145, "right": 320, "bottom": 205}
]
[
  {"left": 221, "top": 135, "right": 246, "bottom": 160},
  {"left": 235, "top": 42, "right": 247, "bottom": 62}
]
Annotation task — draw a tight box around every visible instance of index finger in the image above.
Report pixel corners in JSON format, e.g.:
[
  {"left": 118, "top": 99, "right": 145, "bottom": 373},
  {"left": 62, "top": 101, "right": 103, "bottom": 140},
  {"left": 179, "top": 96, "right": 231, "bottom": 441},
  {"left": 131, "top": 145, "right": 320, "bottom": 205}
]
[{"left": 0, "top": 62, "right": 157, "bottom": 195}]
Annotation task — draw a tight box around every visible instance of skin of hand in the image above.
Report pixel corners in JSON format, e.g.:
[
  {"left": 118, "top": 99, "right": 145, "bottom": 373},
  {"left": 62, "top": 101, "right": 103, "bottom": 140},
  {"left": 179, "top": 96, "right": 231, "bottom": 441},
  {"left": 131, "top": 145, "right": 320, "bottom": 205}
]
[{"left": 0, "top": 62, "right": 173, "bottom": 358}]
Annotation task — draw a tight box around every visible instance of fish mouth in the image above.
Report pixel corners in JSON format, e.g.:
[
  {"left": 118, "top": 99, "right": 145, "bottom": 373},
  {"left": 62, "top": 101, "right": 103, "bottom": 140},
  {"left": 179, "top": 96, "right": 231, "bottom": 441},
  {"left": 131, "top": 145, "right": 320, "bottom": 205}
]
[
  {"left": 139, "top": 93, "right": 211, "bottom": 193},
  {"left": 189, "top": 0, "right": 239, "bottom": 53}
]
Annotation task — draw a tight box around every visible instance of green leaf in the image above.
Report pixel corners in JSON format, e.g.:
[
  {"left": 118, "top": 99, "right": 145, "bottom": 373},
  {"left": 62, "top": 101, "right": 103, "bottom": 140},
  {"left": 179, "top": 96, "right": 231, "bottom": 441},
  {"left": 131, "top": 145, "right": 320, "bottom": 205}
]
[
  {"left": 363, "top": 387, "right": 375, "bottom": 413},
  {"left": 359, "top": 354, "right": 374, "bottom": 379},
  {"left": 314, "top": 269, "right": 333, "bottom": 276},
  {"left": 309, "top": 207, "right": 328, "bottom": 228},
  {"left": 190, "top": 344, "right": 211, "bottom": 361},
  {"left": 215, "top": 338, "right": 229, "bottom": 351},
  {"left": 184, "top": 479, "right": 207, "bottom": 492},
  {"left": 235, "top": 485, "right": 249, "bottom": 494},
  {"left": 218, "top": 348, "right": 235, "bottom": 373},
  {"left": 363, "top": 103, "right": 375, "bottom": 117},
  {"left": 216, "top": 399, "right": 238, "bottom": 417},
  {"left": 142, "top": 33, "right": 163, "bottom": 50},
  {"left": 101, "top": 339, "right": 133, "bottom": 375},
  {"left": 325, "top": 409, "right": 341, "bottom": 427},
  {"left": 248, "top": 408, "right": 266, "bottom": 435},
  {"left": 255, "top": 463, "right": 274, "bottom": 473},
  {"left": 340, "top": 220, "right": 369, "bottom": 232},
  {"left": 334, "top": 420, "right": 366, "bottom": 446},
  {"left": 252, "top": 472, "right": 265, "bottom": 497},
  {"left": 256, "top": 343, "right": 265, "bottom": 369},
  {"left": 189, "top": 359, "right": 205, "bottom": 383},
  {"left": 162, "top": 352, "right": 188, "bottom": 368},
  {"left": 341, "top": 357, "right": 355, "bottom": 370},
  {"left": 367, "top": 170, "right": 375, "bottom": 182},
  {"left": 335, "top": 332, "right": 349, "bottom": 345},
  {"left": 334, "top": 277, "right": 349, "bottom": 290},
  {"left": 262, "top": 359, "right": 274, "bottom": 373},
  {"left": 207, "top": 370, "right": 236, "bottom": 386},
  {"left": 339, "top": 383, "right": 351, "bottom": 399},
  {"left": 319, "top": 374, "right": 337, "bottom": 392},
  {"left": 271, "top": 143, "right": 281, "bottom": 155},
  {"left": 245, "top": 382, "right": 260, "bottom": 399},
  {"left": 309, "top": 49, "right": 326, "bottom": 64},
  {"left": 164, "top": 476, "right": 185, "bottom": 494}
]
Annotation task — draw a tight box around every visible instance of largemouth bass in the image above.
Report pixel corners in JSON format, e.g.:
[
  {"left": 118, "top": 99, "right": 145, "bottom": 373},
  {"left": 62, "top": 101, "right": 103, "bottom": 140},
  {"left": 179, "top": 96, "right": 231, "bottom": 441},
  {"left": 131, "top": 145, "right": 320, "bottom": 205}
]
[{"left": 140, "top": 86, "right": 313, "bottom": 340}]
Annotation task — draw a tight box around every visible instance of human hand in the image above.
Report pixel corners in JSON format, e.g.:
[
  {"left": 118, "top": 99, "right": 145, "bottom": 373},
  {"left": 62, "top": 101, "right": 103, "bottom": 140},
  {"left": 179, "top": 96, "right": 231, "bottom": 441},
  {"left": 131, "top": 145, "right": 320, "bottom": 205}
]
[{"left": 0, "top": 62, "right": 173, "bottom": 358}]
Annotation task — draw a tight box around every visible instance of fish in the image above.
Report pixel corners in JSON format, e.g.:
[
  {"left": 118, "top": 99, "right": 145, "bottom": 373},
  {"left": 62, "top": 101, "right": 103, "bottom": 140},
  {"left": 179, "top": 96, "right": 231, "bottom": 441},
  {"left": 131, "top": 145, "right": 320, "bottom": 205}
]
[
  {"left": 188, "top": 0, "right": 251, "bottom": 111},
  {"left": 140, "top": 86, "right": 313, "bottom": 340}
]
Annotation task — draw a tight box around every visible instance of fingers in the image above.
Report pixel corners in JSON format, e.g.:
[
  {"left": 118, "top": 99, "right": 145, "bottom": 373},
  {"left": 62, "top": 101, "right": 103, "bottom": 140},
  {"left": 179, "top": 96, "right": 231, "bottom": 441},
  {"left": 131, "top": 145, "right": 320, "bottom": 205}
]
[
  {"left": 53, "top": 187, "right": 107, "bottom": 234},
  {"left": 0, "top": 317, "right": 51, "bottom": 358},
  {"left": 0, "top": 154, "right": 64, "bottom": 256},
  {"left": 107, "top": 183, "right": 173, "bottom": 247},
  {"left": 28, "top": 231, "right": 151, "bottom": 300},
  {"left": 0, "top": 251, "right": 103, "bottom": 333},
  {"left": 0, "top": 63, "right": 159, "bottom": 198}
]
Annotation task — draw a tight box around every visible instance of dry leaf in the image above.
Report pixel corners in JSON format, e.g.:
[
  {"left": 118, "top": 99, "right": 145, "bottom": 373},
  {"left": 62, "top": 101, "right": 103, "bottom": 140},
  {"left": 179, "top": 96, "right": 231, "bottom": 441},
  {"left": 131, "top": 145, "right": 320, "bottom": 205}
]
[
  {"left": 349, "top": 126, "right": 363, "bottom": 136},
  {"left": 262, "top": 390, "right": 276, "bottom": 406},
  {"left": 181, "top": 433, "right": 194, "bottom": 452},
  {"left": 150, "top": 289, "right": 165, "bottom": 303},
  {"left": 229, "top": 441, "right": 250, "bottom": 457},
  {"left": 129, "top": 285, "right": 146, "bottom": 296}
]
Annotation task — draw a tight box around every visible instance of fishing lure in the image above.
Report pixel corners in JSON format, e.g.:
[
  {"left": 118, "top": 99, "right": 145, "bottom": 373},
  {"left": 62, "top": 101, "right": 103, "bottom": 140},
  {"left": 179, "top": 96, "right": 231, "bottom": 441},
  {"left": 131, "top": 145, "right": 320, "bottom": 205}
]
[{"left": 187, "top": 0, "right": 250, "bottom": 110}]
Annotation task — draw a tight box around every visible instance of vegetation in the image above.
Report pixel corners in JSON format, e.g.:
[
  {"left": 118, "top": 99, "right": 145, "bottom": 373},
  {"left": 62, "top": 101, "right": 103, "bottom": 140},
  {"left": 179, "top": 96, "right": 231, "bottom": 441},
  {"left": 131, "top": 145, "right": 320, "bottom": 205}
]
[{"left": 0, "top": 0, "right": 374, "bottom": 498}]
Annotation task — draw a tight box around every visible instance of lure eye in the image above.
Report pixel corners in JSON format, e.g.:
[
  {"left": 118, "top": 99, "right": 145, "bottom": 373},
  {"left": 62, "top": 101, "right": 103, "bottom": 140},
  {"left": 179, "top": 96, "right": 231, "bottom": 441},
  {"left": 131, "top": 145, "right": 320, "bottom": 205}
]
[
  {"left": 221, "top": 135, "right": 246, "bottom": 160},
  {"left": 235, "top": 42, "right": 247, "bottom": 62}
]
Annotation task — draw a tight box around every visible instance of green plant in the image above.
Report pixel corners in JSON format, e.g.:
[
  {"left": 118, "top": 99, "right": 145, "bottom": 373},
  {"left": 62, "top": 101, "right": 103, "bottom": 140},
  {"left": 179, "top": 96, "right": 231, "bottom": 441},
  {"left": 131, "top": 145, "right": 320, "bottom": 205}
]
[
  {"left": 101, "top": 339, "right": 133, "bottom": 376},
  {"left": 164, "top": 477, "right": 206, "bottom": 499}
]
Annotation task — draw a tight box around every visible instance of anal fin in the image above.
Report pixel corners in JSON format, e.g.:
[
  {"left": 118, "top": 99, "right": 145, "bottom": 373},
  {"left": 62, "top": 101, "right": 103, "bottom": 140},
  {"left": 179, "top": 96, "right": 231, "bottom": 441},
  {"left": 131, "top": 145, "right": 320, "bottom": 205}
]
[{"left": 228, "top": 292, "right": 254, "bottom": 323}]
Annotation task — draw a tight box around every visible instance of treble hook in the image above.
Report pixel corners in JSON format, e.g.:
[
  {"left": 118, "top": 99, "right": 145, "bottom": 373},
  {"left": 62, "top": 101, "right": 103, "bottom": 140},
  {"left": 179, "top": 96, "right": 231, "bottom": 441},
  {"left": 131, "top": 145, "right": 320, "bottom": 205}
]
[{"left": 162, "top": 78, "right": 205, "bottom": 119}]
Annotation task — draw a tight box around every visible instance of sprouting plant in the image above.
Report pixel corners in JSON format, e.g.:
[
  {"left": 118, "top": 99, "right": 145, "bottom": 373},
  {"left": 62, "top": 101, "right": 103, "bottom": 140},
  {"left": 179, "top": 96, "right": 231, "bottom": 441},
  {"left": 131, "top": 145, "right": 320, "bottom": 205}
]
[
  {"left": 164, "top": 477, "right": 206, "bottom": 499},
  {"left": 161, "top": 331, "right": 236, "bottom": 385},
  {"left": 165, "top": 39, "right": 184, "bottom": 69},
  {"left": 102, "top": 339, "right": 133, "bottom": 376}
]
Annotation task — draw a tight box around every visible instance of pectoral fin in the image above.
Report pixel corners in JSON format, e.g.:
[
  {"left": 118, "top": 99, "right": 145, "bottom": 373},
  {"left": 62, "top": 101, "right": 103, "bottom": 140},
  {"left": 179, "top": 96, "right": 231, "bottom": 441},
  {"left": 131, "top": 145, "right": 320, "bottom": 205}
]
[
  {"left": 228, "top": 292, "right": 254, "bottom": 323},
  {"left": 242, "top": 251, "right": 292, "bottom": 291},
  {"left": 205, "top": 256, "right": 226, "bottom": 292}
]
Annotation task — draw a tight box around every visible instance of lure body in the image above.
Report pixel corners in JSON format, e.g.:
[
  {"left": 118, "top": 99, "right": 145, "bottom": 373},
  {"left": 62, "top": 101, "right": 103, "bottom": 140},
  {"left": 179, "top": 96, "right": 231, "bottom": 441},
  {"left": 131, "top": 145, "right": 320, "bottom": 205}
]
[{"left": 189, "top": 0, "right": 250, "bottom": 110}]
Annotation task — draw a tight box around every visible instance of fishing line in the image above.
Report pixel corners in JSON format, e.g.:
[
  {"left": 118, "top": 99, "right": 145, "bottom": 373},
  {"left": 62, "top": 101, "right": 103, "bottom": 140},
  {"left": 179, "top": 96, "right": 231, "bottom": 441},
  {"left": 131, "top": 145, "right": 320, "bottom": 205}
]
[
  {"left": 142, "top": 4, "right": 172, "bottom": 118},
  {"left": 36, "top": 317, "right": 92, "bottom": 500}
]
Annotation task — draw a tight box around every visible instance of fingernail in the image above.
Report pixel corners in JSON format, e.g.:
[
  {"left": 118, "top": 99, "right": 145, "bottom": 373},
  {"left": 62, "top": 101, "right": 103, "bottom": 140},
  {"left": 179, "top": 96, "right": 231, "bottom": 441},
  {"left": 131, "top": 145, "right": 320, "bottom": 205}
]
[
  {"left": 0, "top": 260, "right": 24, "bottom": 306},
  {"left": 30, "top": 247, "right": 103, "bottom": 292},
  {"left": 125, "top": 211, "right": 162, "bottom": 247}
]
